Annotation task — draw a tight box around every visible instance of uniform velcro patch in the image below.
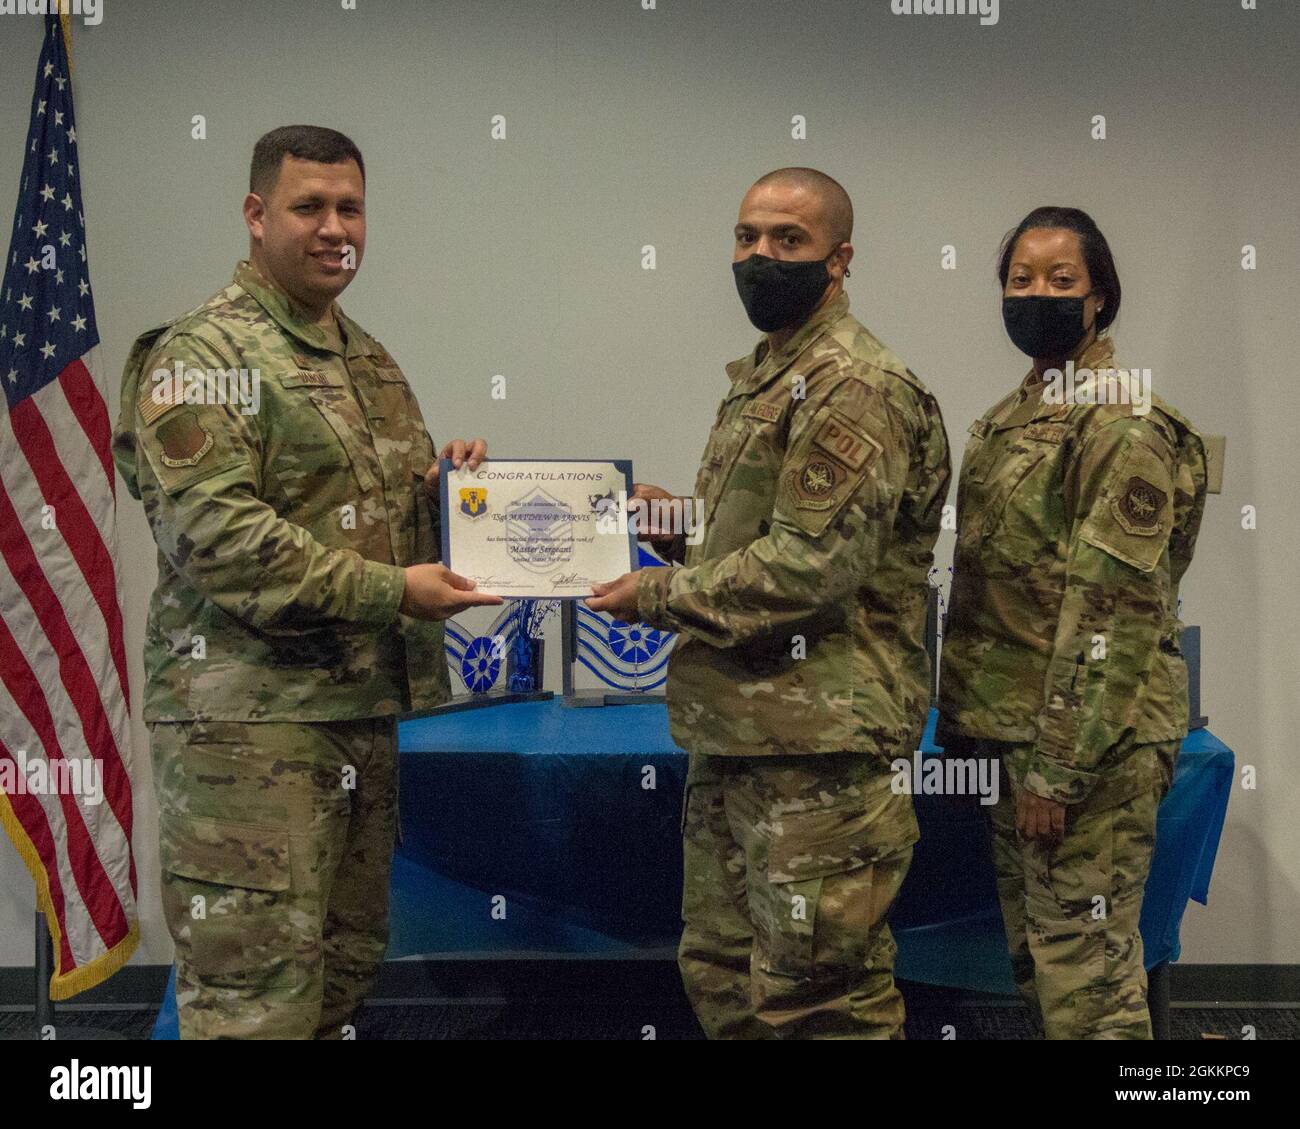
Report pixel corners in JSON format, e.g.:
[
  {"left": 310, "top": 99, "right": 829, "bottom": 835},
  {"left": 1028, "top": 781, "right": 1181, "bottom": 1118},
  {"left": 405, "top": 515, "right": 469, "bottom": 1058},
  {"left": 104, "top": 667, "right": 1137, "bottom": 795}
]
[
  {"left": 156, "top": 410, "right": 214, "bottom": 469},
  {"left": 813, "top": 410, "right": 882, "bottom": 473},
  {"left": 1023, "top": 422, "right": 1068, "bottom": 443},
  {"left": 742, "top": 401, "right": 782, "bottom": 424},
  {"left": 138, "top": 379, "right": 183, "bottom": 427},
  {"left": 790, "top": 455, "right": 847, "bottom": 509},
  {"left": 289, "top": 369, "right": 332, "bottom": 386},
  {"left": 1112, "top": 475, "right": 1166, "bottom": 535}
]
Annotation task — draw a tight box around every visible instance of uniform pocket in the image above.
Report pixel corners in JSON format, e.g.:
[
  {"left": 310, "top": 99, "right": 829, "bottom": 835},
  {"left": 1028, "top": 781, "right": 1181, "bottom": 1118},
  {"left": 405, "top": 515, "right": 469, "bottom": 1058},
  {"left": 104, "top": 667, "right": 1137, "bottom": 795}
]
[
  {"left": 980, "top": 450, "right": 1047, "bottom": 544},
  {"left": 754, "top": 783, "right": 917, "bottom": 979},
  {"left": 766, "top": 791, "right": 915, "bottom": 884},
  {"left": 159, "top": 812, "right": 302, "bottom": 997},
  {"left": 1124, "top": 624, "right": 1188, "bottom": 739},
  {"left": 1078, "top": 436, "right": 1174, "bottom": 574},
  {"left": 275, "top": 371, "right": 374, "bottom": 489},
  {"left": 159, "top": 811, "right": 291, "bottom": 892}
]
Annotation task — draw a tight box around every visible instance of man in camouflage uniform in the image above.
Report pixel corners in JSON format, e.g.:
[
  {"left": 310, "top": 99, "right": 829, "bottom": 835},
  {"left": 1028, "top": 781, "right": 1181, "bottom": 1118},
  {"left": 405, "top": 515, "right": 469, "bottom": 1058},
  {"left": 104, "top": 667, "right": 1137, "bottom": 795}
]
[
  {"left": 112, "top": 126, "right": 499, "bottom": 1038},
  {"left": 590, "top": 168, "right": 951, "bottom": 1039},
  {"left": 938, "top": 291, "right": 1208, "bottom": 1038}
]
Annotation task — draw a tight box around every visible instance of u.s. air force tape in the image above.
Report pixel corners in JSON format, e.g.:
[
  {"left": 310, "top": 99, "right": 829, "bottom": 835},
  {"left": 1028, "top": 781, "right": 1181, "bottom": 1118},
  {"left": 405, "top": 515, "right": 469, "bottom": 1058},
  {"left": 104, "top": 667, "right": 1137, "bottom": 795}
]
[{"left": 741, "top": 401, "right": 782, "bottom": 424}]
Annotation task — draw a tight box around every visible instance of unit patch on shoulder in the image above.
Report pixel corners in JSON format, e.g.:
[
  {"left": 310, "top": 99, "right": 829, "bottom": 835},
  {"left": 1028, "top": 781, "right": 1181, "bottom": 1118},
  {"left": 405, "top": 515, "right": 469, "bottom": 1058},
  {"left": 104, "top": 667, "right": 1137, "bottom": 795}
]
[
  {"left": 791, "top": 455, "right": 846, "bottom": 508},
  {"left": 1114, "top": 475, "right": 1166, "bottom": 534},
  {"left": 156, "top": 410, "right": 214, "bottom": 469}
]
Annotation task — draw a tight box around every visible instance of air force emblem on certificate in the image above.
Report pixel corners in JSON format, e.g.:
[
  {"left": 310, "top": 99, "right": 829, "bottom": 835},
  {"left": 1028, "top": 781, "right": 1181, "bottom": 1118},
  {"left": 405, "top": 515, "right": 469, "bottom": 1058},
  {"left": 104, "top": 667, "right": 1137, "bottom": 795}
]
[{"left": 459, "top": 487, "right": 489, "bottom": 518}]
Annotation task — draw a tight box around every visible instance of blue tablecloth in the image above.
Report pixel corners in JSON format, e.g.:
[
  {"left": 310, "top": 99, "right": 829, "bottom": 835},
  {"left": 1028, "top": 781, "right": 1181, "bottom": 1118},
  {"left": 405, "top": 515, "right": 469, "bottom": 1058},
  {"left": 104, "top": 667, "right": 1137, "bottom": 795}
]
[
  {"left": 393, "top": 701, "right": 1233, "bottom": 980},
  {"left": 152, "top": 699, "right": 1233, "bottom": 1036}
]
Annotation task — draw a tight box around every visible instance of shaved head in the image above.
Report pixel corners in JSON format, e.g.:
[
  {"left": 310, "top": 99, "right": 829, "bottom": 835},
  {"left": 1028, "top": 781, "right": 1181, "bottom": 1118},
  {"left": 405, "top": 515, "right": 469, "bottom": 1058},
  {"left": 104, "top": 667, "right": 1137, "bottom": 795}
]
[
  {"left": 751, "top": 167, "right": 854, "bottom": 247},
  {"left": 731, "top": 168, "right": 856, "bottom": 340}
]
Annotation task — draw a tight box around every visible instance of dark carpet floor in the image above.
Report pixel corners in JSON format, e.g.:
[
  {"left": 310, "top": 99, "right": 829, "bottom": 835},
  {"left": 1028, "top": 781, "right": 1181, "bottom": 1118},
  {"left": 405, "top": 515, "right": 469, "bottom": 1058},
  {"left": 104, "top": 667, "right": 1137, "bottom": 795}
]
[{"left": 3, "top": 984, "right": 1297, "bottom": 1041}]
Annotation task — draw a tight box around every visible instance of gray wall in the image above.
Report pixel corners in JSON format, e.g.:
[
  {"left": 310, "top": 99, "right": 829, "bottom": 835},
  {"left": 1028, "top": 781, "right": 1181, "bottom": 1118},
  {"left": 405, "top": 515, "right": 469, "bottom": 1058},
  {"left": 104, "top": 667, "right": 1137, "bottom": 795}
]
[{"left": 2, "top": 0, "right": 1297, "bottom": 969}]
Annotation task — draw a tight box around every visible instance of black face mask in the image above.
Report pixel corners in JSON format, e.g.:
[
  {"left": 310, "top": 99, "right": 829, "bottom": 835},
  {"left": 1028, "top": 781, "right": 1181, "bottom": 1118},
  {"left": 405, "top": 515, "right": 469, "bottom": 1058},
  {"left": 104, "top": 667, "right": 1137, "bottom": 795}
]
[
  {"left": 733, "top": 252, "right": 833, "bottom": 333},
  {"left": 1001, "top": 294, "right": 1094, "bottom": 358}
]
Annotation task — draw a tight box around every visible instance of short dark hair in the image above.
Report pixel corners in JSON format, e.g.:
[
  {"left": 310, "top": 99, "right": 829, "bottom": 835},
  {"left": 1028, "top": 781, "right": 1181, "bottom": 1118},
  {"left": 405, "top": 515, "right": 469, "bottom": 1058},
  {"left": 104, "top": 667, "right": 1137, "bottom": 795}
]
[
  {"left": 752, "top": 167, "right": 854, "bottom": 247},
  {"left": 997, "top": 206, "right": 1121, "bottom": 332},
  {"left": 249, "top": 125, "right": 365, "bottom": 197}
]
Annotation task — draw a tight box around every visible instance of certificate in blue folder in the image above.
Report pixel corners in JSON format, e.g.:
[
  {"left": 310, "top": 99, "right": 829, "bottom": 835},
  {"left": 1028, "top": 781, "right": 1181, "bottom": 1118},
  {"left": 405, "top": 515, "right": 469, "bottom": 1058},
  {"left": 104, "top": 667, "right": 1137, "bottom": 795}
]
[{"left": 439, "top": 458, "right": 638, "bottom": 599}]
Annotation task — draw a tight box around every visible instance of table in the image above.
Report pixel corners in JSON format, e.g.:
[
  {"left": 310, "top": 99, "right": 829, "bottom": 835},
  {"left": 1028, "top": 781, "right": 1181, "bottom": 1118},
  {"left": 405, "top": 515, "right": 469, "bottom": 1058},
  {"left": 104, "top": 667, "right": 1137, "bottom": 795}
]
[
  {"left": 393, "top": 699, "right": 1235, "bottom": 991},
  {"left": 152, "top": 698, "right": 1233, "bottom": 1037}
]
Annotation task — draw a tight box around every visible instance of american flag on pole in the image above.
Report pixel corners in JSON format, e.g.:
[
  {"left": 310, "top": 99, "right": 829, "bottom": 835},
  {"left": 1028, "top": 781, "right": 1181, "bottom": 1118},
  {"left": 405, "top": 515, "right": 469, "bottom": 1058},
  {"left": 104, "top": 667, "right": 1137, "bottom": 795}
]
[{"left": 0, "top": 15, "right": 138, "bottom": 998}]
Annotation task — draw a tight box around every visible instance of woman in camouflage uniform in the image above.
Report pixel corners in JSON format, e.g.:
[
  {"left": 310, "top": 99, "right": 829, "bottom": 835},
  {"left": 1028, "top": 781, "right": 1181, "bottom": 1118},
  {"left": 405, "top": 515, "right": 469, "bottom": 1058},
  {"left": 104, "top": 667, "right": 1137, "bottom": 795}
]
[{"left": 937, "top": 207, "right": 1208, "bottom": 1039}]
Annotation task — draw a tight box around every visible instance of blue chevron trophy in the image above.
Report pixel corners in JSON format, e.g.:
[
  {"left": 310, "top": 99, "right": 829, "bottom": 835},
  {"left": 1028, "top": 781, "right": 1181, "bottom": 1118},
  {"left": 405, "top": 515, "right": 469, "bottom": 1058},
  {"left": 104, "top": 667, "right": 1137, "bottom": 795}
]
[
  {"left": 560, "top": 544, "right": 676, "bottom": 707},
  {"left": 434, "top": 599, "right": 559, "bottom": 714}
]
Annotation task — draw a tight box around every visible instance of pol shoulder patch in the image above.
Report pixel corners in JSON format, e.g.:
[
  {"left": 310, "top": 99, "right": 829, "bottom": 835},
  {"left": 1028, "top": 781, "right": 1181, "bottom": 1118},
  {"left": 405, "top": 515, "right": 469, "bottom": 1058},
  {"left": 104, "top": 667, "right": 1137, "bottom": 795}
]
[{"left": 813, "top": 409, "right": 882, "bottom": 473}]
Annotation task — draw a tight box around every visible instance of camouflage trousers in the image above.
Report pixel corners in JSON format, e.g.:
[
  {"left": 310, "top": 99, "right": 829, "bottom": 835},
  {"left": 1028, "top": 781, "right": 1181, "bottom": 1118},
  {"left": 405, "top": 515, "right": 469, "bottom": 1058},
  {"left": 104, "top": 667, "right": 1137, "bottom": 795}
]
[
  {"left": 982, "top": 740, "right": 1177, "bottom": 1040},
  {"left": 678, "top": 751, "right": 918, "bottom": 1039},
  {"left": 150, "top": 717, "right": 398, "bottom": 1040}
]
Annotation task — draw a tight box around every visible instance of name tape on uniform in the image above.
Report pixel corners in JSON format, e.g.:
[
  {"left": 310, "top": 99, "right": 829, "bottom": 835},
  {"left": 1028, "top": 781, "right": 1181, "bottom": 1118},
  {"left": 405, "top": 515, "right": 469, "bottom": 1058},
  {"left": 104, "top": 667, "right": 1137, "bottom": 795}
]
[{"left": 1023, "top": 422, "right": 1069, "bottom": 444}]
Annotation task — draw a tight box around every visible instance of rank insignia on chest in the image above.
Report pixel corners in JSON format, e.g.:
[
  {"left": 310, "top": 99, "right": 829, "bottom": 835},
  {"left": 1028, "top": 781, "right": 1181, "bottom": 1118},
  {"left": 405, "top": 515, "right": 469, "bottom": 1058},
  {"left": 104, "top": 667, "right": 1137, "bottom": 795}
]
[
  {"left": 291, "top": 354, "right": 332, "bottom": 384},
  {"left": 459, "top": 487, "right": 488, "bottom": 518}
]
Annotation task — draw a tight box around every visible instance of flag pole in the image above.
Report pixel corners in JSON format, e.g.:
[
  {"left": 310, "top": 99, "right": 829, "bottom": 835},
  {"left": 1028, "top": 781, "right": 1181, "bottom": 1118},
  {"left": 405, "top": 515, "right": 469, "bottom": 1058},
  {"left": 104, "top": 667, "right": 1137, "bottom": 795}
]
[
  {"left": 35, "top": 9, "right": 73, "bottom": 1041},
  {"left": 35, "top": 11, "right": 72, "bottom": 1033},
  {"left": 30, "top": 7, "right": 71, "bottom": 1041},
  {"left": 59, "top": 12, "right": 73, "bottom": 71},
  {"left": 34, "top": 913, "right": 54, "bottom": 1035}
]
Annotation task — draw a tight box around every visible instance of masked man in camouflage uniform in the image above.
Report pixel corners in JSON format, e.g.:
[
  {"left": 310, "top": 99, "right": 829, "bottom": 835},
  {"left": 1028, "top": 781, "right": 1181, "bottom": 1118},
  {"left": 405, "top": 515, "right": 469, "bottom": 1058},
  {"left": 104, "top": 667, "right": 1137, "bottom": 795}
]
[
  {"left": 113, "top": 126, "right": 501, "bottom": 1039},
  {"left": 937, "top": 208, "right": 1208, "bottom": 1039},
  {"left": 589, "top": 168, "right": 951, "bottom": 1039}
]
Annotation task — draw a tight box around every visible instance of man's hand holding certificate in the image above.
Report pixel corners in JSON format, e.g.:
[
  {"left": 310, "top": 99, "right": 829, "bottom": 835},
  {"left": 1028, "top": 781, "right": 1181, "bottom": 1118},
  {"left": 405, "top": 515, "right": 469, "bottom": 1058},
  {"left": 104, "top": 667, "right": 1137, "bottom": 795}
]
[{"left": 397, "top": 437, "right": 505, "bottom": 621}]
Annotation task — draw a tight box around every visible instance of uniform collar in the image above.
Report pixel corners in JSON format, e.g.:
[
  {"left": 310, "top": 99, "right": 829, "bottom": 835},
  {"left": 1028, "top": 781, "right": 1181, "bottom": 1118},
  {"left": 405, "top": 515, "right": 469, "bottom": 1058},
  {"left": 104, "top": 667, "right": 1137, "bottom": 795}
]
[
  {"left": 989, "top": 334, "right": 1121, "bottom": 431},
  {"left": 1078, "top": 333, "right": 1116, "bottom": 372},
  {"left": 1019, "top": 332, "right": 1116, "bottom": 389},
  {"left": 233, "top": 260, "right": 372, "bottom": 359},
  {"left": 725, "top": 291, "right": 850, "bottom": 394}
]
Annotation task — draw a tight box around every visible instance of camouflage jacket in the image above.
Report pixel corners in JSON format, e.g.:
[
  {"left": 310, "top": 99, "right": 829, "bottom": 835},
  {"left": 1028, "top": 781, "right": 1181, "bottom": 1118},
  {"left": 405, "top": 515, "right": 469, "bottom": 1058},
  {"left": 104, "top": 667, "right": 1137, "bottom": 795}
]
[
  {"left": 112, "top": 261, "right": 449, "bottom": 723},
  {"left": 937, "top": 335, "right": 1207, "bottom": 806},
  {"left": 637, "top": 293, "right": 951, "bottom": 759}
]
